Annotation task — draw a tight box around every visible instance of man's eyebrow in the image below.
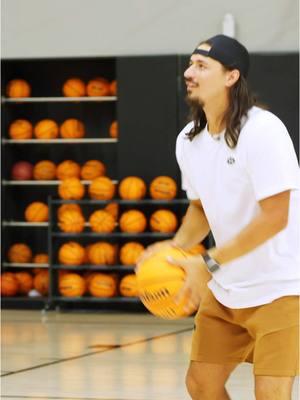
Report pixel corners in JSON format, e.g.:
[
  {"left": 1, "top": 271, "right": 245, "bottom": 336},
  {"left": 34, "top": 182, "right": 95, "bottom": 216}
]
[{"left": 189, "top": 57, "right": 209, "bottom": 65}]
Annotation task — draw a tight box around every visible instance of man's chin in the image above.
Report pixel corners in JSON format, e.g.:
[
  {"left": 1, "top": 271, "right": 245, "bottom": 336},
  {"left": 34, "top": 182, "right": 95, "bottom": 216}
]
[{"left": 185, "top": 94, "right": 204, "bottom": 107}]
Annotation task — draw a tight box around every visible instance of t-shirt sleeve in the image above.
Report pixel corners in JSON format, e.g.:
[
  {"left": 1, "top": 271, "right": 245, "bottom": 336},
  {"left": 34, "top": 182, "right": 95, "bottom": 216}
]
[
  {"left": 176, "top": 131, "right": 199, "bottom": 200},
  {"left": 244, "top": 114, "right": 300, "bottom": 201}
]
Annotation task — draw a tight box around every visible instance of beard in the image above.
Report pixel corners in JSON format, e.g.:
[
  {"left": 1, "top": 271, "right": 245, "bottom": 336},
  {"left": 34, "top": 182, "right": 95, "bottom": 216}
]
[{"left": 185, "top": 94, "right": 204, "bottom": 109}]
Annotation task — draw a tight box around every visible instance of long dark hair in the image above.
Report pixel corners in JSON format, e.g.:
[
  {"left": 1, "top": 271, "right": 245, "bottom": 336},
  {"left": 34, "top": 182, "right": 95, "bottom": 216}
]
[{"left": 186, "top": 70, "right": 257, "bottom": 149}]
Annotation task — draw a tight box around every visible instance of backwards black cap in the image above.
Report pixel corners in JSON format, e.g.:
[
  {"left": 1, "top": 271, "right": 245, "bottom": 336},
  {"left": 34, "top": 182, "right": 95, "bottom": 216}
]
[{"left": 193, "top": 34, "right": 250, "bottom": 78}]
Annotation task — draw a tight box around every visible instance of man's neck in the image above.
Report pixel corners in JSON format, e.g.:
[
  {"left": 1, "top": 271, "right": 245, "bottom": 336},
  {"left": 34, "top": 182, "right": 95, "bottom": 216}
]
[{"left": 203, "top": 95, "right": 229, "bottom": 134}]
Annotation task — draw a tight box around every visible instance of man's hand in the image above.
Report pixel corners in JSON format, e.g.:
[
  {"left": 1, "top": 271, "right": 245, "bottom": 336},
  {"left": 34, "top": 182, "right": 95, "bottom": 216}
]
[
  {"left": 136, "top": 240, "right": 177, "bottom": 271},
  {"left": 167, "top": 254, "right": 210, "bottom": 314}
]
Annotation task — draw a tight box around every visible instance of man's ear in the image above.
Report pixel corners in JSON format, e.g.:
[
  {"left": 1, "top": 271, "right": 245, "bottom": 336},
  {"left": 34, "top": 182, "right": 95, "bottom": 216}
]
[{"left": 225, "top": 69, "right": 240, "bottom": 87}]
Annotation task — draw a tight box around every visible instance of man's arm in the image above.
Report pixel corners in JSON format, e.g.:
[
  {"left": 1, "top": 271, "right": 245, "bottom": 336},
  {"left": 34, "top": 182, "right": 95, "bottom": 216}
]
[
  {"left": 208, "top": 190, "right": 290, "bottom": 265},
  {"left": 173, "top": 199, "right": 211, "bottom": 250}
]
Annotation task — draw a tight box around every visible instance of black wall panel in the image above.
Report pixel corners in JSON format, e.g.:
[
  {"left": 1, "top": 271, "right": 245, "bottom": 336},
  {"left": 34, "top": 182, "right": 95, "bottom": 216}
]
[{"left": 117, "top": 56, "right": 180, "bottom": 185}]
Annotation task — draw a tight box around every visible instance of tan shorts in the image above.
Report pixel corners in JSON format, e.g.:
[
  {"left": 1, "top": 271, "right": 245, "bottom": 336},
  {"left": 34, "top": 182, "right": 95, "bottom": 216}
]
[{"left": 191, "top": 289, "right": 299, "bottom": 376}]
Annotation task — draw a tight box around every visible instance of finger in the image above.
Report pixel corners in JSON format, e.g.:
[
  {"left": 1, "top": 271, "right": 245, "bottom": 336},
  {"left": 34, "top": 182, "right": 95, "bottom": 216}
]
[
  {"left": 174, "top": 284, "right": 191, "bottom": 305},
  {"left": 166, "top": 257, "right": 189, "bottom": 274}
]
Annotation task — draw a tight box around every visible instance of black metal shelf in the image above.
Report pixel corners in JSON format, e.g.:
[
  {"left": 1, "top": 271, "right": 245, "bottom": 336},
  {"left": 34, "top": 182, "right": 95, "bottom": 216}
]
[
  {"left": 51, "top": 198, "right": 189, "bottom": 205},
  {"left": 52, "top": 264, "right": 134, "bottom": 272},
  {"left": 52, "top": 232, "right": 174, "bottom": 238}
]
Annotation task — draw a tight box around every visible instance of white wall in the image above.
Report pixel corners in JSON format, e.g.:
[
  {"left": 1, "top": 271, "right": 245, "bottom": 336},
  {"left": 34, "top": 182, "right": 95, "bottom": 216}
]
[{"left": 1, "top": 0, "right": 299, "bottom": 59}]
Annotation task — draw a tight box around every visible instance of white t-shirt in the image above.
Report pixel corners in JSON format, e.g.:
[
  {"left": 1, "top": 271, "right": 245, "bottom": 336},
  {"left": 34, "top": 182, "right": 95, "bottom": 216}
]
[{"left": 176, "top": 106, "right": 300, "bottom": 308}]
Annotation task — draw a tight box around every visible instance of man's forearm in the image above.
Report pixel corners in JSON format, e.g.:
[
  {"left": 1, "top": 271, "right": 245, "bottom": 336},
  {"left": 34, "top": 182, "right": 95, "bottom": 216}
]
[
  {"left": 173, "top": 202, "right": 210, "bottom": 250},
  {"left": 209, "top": 211, "right": 287, "bottom": 266}
]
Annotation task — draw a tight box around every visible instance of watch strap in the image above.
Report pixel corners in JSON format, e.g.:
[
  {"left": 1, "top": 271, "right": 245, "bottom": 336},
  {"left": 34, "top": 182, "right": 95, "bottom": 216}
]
[{"left": 203, "top": 253, "right": 220, "bottom": 273}]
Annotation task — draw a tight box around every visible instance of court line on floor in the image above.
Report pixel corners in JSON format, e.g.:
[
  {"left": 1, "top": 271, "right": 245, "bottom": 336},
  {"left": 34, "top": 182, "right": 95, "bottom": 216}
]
[
  {"left": 1, "top": 326, "right": 193, "bottom": 378},
  {"left": 2, "top": 396, "right": 150, "bottom": 400}
]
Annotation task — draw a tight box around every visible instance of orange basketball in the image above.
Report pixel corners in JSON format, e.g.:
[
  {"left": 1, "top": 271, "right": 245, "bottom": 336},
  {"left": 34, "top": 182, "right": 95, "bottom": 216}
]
[
  {"left": 59, "top": 273, "right": 86, "bottom": 297},
  {"left": 109, "top": 121, "right": 118, "bottom": 138},
  {"left": 33, "top": 270, "right": 49, "bottom": 295},
  {"left": 11, "top": 161, "right": 33, "bottom": 180},
  {"left": 25, "top": 202, "right": 49, "bottom": 222},
  {"left": 88, "top": 242, "right": 116, "bottom": 265},
  {"left": 80, "top": 160, "right": 106, "bottom": 180},
  {"left": 150, "top": 176, "right": 177, "bottom": 200},
  {"left": 1, "top": 273, "right": 19, "bottom": 296},
  {"left": 188, "top": 243, "right": 206, "bottom": 255},
  {"left": 110, "top": 80, "right": 117, "bottom": 95},
  {"left": 60, "top": 119, "right": 85, "bottom": 139},
  {"left": 119, "top": 210, "right": 147, "bottom": 233},
  {"left": 120, "top": 242, "right": 145, "bottom": 265},
  {"left": 104, "top": 202, "right": 119, "bottom": 219},
  {"left": 58, "top": 242, "right": 85, "bottom": 265},
  {"left": 58, "top": 178, "right": 85, "bottom": 200},
  {"left": 89, "top": 210, "right": 115, "bottom": 233},
  {"left": 119, "top": 176, "right": 146, "bottom": 200},
  {"left": 88, "top": 273, "right": 117, "bottom": 297},
  {"left": 14, "top": 272, "right": 33, "bottom": 295},
  {"left": 150, "top": 209, "right": 178, "bottom": 233},
  {"left": 33, "top": 160, "right": 56, "bottom": 180},
  {"left": 57, "top": 204, "right": 83, "bottom": 220},
  {"left": 59, "top": 209, "right": 85, "bottom": 233},
  {"left": 62, "top": 78, "right": 86, "bottom": 97},
  {"left": 6, "top": 79, "right": 31, "bottom": 98},
  {"left": 86, "top": 77, "right": 110, "bottom": 97},
  {"left": 56, "top": 160, "right": 81, "bottom": 180},
  {"left": 33, "top": 253, "right": 49, "bottom": 264},
  {"left": 119, "top": 274, "right": 138, "bottom": 297},
  {"left": 8, "top": 243, "right": 32, "bottom": 263},
  {"left": 34, "top": 119, "right": 59, "bottom": 139},
  {"left": 136, "top": 246, "right": 197, "bottom": 319},
  {"left": 9, "top": 119, "right": 33, "bottom": 139},
  {"left": 88, "top": 177, "right": 115, "bottom": 200}
]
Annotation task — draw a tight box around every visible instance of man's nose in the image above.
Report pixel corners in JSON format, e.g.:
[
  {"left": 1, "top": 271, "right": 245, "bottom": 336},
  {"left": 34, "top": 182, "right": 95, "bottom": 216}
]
[{"left": 184, "top": 65, "right": 193, "bottom": 80}]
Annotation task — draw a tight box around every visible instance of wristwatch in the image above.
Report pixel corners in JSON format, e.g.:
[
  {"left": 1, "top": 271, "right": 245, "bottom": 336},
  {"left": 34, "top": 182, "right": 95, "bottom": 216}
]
[{"left": 202, "top": 253, "right": 220, "bottom": 274}]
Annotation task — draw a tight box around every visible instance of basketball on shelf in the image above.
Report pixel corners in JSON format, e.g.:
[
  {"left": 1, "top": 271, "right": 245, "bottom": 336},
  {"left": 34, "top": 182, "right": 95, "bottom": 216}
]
[
  {"left": 33, "top": 160, "right": 57, "bottom": 180},
  {"left": 25, "top": 202, "right": 49, "bottom": 222},
  {"left": 89, "top": 210, "right": 115, "bottom": 233},
  {"left": 88, "top": 273, "right": 117, "bottom": 297},
  {"left": 33, "top": 253, "right": 49, "bottom": 264},
  {"left": 14, "top": 272, "right": 33, "bottom": 295},
  {"left": 60, "top": 119, "right": 85, "bottom": 139},
  {"left": 104, "top": 202, "right": 119, "bottom": 219},
  {"left": 58, "top": 177, "right": 85, "bottom": 200},
  {"left": 6, "top": 79, "right": 31, "bottom": 98},
  {"left": 119, "top": 210, "right": 147, "bottom": 233},
  {"left": 118, "top": 176, "right": 146, "bottom": 200},
  {"left": 0, "top": 273, "right": 19, "bottom": 296},
  {"left": 56, "top": 160, "right": 81, "bottom": 180},
  {"left": 57, "top": 203, "right": 83, "bottom": 220},
  {"left": 119, "top": 274, "right": 138, "bottom": 297},
  {"left": 110, "top": 80, "right": 117, "bottom": 96},
  {"left": 149, "top": 176, "right": 177, "bottom": 200},
  {"left": 86, "top": 77, "right": 110, "bottom": 97},
  {"left": 11, "top": 161, "right": 33, "bottom": 180},
  {"left": 88, "top": 242, "right": 116, "bottom": 265},
  {"left": 120, "top": 242, "right": 145, "bottom": 265},
  {"left": 150, "top": 209, "right": 178, "bottom": 233},
  {"left": 9, "top": 120, "right": 33, "bottom": 140},
  {"left": 33, "top": 270, "right": 49, "bottom": 295},
  {"left": 7, "top": 243, "right": 32, "bottom": 263},
  {"left": 59, "top": 273, "right": 86, "bottom": 297},
  {"left": 58, "top": 209, "right": 85, "bottom": 233},
  {"left": 109, "top": 121, "right": 118, "bottom": 138},
  {"left": 88, "top": 176, "right": 115, "bottom": 200},
  {"left": 62, "top": 78, "right": 86, "bottom": 97},
  {"left": 58, "top": 242, "right": 85, "bottom": 265},
  {"left": 80, "top": 160, "right": 106, "bottom": 180},
  {"left": 34, "top": 119, "right": 59, "bottom": 139},
  {"left": 136, "top": 246, "right": 197, "bottom": 319}
]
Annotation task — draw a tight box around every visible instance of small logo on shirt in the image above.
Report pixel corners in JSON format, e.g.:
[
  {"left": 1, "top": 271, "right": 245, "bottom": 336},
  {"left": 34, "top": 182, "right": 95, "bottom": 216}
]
[{"left": 227, "top": 157, "right": 235, "bottom": 165}]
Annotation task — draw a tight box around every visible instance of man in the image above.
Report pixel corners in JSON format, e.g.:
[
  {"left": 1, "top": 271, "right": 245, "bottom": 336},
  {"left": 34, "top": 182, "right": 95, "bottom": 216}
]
[{"left": 138, "top": 35, "right": 300, "bottom": 399}]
